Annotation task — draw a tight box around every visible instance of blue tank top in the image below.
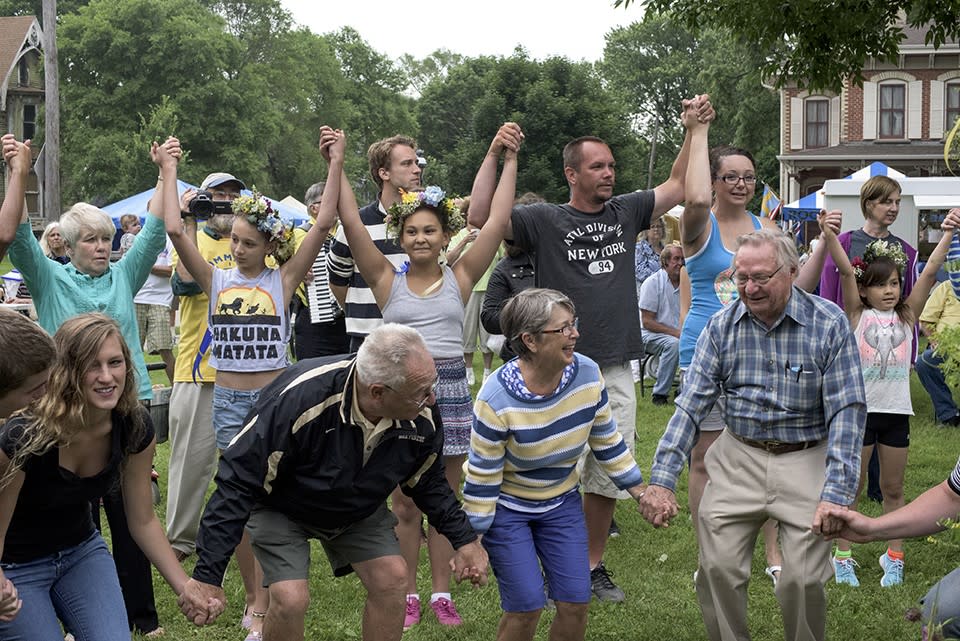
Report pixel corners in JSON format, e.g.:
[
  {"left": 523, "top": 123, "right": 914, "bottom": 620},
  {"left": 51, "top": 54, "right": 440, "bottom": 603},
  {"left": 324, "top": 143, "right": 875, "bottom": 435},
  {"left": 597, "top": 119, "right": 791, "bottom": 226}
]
[{"left": 679, "top": 213, "right": 762, "bottom": 368}]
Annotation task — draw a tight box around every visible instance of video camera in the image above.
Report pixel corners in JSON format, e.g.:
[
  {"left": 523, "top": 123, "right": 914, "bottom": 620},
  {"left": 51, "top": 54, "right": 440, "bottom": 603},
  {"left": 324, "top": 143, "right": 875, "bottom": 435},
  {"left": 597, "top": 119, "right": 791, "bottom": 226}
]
[{"left": 185, "top": 191, "right": 234, "bottom": 219}]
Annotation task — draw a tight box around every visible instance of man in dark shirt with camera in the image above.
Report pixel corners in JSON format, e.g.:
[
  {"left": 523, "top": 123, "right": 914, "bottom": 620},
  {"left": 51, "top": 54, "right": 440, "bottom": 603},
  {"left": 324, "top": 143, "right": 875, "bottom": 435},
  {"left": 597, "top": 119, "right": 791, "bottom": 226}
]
[{"left": 165, "top": 172, "right": 243, "bottom": 561}]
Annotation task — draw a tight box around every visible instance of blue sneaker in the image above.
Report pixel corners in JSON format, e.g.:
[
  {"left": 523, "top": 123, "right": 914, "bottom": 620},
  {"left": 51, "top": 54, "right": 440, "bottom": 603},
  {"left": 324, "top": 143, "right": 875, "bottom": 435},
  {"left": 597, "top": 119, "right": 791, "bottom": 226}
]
[
  {"left": 833, "top": 557, "right": 860, "bottom": 586},
  {"left": 879, "top": 552, "right": 904, "bottom": 587}
]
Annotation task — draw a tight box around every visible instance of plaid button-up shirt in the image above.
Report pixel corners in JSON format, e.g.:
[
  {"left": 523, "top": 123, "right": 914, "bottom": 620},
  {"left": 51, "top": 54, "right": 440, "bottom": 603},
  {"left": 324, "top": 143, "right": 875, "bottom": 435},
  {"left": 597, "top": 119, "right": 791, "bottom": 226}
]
[{"left": 651, "top": 286, "right": 866, "bottom": 506}]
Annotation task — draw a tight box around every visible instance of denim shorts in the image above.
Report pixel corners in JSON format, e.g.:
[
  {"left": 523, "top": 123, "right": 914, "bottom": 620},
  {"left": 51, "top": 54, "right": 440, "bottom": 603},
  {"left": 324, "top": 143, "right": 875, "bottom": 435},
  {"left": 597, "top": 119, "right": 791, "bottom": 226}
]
[
  {"left": 212, "top": 384, "right": 261, "bottom": 450},
  {"left": 0, "top": 531, "right": 129, "bottom": 640},
  {"left": 481, "top": 490, "right": 591, "bottom": 612}
]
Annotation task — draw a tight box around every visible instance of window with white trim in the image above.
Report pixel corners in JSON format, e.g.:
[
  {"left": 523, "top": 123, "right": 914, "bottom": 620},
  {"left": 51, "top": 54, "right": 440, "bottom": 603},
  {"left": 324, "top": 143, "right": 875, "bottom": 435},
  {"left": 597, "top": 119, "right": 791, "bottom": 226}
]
[
  {"left": 805, "top": 99, "right": 828, "bottom": 148},
  {"left": 879, "top": 83, "right": 905, "bottom": 139},
  {"left": 947, "top": 83, "right": 960, "bottom": 132}
]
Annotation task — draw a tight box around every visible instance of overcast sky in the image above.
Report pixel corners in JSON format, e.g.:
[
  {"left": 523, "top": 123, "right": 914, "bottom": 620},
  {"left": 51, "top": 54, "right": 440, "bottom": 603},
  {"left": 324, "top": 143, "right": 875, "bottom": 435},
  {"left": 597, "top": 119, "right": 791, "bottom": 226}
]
[{"left": 280, "top": 0, "right": 642, "bottom": 62}]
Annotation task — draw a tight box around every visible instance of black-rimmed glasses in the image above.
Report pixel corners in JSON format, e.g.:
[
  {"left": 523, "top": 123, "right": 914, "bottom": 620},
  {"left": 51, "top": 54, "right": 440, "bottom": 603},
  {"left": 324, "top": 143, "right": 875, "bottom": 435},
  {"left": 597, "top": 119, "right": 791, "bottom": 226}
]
[{"left": 716, "top": 174, "right": 757, "bottom": 186}]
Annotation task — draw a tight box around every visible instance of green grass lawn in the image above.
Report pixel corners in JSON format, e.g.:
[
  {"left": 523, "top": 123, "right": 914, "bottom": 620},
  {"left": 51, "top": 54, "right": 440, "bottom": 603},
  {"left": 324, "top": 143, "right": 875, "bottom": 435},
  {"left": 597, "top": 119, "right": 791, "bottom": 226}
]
[{"left": 133, "top": 359, "right": 960, "bottom": 640}]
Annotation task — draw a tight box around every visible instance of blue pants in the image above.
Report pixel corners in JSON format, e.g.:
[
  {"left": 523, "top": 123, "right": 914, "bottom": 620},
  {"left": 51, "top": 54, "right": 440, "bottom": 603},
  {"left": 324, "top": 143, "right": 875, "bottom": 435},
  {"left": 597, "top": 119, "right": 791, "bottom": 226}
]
[
  {"left": 922, "top": 566, "right": 960, "bottom": 639},
  {"left": 915, "top": 347, "right": 959, "bottom": 423},
  {"left": 0, "top": 532, "right": 130, "bottom": 641},
  {"left": 645, "top": 333, "right": 680, "bottom": 397}
]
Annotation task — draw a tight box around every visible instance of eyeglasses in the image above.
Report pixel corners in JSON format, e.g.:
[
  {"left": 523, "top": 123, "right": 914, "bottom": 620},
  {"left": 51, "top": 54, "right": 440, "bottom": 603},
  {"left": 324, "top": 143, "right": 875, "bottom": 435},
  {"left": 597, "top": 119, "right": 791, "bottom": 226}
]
[
  {"left": 716, "top": 174, "right": 757, "bottom": 186},
  {"left": 539, "top": 317, "right": 579, "bottom": 337},
  {"left": 384, "top": 379, "right": 439, "bottom": 410},
  {"left": 211, "top": 189, "right": 240, "bottom": 200},
  {"left": 732, "top": 264, "right": 783, "bottom": 286}
]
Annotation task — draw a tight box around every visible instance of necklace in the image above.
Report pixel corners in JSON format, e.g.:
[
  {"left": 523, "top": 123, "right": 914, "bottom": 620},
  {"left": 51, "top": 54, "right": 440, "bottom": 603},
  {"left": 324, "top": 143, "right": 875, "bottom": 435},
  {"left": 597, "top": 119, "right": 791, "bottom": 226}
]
[{"left": 870, "top": 308, "right": 897, "bottom": 329}]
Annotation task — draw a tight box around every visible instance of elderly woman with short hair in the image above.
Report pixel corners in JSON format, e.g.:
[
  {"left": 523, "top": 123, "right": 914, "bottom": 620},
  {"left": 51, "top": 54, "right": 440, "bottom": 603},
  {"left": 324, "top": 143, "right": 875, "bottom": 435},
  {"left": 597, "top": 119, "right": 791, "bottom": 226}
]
[
  {"left": 462, "top": 288, "right": 647, "bottom": 641},
  {"left": 0, "top": 133, "right": 177, "bottom": 637}
]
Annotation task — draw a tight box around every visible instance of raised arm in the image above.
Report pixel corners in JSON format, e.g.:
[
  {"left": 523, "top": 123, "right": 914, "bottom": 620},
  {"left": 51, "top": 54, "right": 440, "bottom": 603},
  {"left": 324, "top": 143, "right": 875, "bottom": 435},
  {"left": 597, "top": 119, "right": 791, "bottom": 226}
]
[
  {"left": 678, "top": 99, "right": 712, "bottom": 249},
  {"left": 795, "top": 209, "right": 840, "bottom": 292},
  {"left": 280, "top": 127, "right": 343, "bottom": 302},
  {"left": 818, "top": 209, "right": 861, "bottom": 321},
  {"left": 0, "top": 135, "right": 31, "bottom": 259},
  {"left": 326, "top": 133, "right": 395, "bottom": 309},
  {"left": 656, "top": 94, "right": 714, "bottom": 223},
  {"left": 454, "top": 131, "right": 521, "bottom": 301},
  {"left": 906, "top": 209, "right": 960, "bottom": 319},
  {"left": 465, "top": 122, "right": 523, "bottom": 237},
  {"left": 159, "top": 141, "right": 214, "bottom": 295}
]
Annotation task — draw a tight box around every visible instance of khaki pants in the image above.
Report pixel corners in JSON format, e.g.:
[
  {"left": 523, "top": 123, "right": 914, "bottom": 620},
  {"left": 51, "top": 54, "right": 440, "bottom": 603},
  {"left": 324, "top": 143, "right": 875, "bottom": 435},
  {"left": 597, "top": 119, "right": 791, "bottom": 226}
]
[
  {"left": 581, "top": 363, "right": 636, "bottom": 499},
  {"left": 695, "top": 431, "right": 833, "bottom": 641},
  {"left": 165, "top": 382, "right": 218, "bottom": 556}
]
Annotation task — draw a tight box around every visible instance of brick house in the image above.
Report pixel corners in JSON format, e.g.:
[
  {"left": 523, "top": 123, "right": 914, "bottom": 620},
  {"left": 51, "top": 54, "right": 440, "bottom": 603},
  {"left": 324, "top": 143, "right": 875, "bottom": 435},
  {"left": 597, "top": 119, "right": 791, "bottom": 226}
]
[
  {"left": 0, "top": 15, "right": 43, "bottom": 228},
  {"left": 778, "top": 26, "right": 960, "bottom": 205}
]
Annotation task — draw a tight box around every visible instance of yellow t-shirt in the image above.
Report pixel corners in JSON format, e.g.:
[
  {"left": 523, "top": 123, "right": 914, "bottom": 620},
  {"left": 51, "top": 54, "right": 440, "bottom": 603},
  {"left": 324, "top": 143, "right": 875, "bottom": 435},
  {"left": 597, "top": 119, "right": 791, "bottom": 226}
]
[
  {"left": 920, "top": 280, "right": 960, "bottom": 334},
  {"left": 172, "top": 231, "right": 234, "bottom": 383}
]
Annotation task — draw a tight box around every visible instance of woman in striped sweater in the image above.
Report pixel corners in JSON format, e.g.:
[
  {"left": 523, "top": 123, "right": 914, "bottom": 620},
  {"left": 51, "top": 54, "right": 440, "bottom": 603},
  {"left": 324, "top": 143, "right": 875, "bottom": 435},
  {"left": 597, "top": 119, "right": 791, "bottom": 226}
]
[{"left": 463, "top": 288, "right": 647, "bottom": 641}]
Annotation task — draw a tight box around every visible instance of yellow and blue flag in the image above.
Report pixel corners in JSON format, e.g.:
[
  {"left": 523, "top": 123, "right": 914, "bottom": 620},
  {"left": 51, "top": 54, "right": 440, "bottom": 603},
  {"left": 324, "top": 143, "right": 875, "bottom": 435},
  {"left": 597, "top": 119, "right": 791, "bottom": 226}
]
[{"left": 760, "top": 183, "right": 782, "bottom": 220}]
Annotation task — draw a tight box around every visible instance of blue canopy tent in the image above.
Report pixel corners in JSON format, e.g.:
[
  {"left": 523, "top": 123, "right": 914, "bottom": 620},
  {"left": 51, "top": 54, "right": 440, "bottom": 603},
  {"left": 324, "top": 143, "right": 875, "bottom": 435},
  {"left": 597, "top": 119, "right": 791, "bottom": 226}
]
[
  {"left": 781, "top": 162, "right": 907, "bottom": 223},
  {"left": 101, "top": 182, "right": 311, "bottom": 229}
]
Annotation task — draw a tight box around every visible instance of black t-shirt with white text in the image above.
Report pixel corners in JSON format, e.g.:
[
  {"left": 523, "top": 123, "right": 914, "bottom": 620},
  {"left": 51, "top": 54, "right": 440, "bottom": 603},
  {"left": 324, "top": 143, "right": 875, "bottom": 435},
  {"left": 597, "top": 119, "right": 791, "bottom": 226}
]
[{"left": 511, "top": 190, "right": 655, "bottom": 366}]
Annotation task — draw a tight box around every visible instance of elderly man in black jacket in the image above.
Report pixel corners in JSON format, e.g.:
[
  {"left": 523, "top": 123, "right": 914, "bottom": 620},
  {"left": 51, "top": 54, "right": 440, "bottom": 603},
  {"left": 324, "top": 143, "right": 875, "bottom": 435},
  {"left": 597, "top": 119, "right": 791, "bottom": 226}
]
[{"left": 178, "top": 323, "right": 487, "bottom": 641}]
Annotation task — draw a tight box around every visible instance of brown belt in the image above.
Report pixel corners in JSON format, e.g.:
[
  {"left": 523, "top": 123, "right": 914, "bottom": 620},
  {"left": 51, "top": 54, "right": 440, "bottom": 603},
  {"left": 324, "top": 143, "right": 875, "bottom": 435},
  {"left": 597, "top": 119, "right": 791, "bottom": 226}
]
[{"left": 729, "top": 431, "right": 821, "bottom": 455}]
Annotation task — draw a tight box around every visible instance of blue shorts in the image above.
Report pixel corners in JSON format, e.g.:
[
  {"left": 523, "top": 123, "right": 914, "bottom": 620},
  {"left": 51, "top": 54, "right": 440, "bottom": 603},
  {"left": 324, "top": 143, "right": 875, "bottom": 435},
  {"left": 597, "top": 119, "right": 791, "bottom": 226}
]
[
  {"left": 481, "top": 490, "right": 590, "bottom": 612},
  {"left": 212, "top": 384, "right": 261, "bottom": 450}
]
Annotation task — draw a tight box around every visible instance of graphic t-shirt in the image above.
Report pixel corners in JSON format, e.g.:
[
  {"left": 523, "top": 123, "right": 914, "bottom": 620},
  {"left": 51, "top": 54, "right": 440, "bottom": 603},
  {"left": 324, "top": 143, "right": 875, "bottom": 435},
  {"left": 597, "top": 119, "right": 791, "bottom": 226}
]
[
  {"left": 209, "top": 266, "right": 290, "bottom": 372},
  {"left": 854, "top": 308, "right": 913, "bottom": 415},
  {"left": 511, "top": 190, "right": 655, "bottom": 366}
]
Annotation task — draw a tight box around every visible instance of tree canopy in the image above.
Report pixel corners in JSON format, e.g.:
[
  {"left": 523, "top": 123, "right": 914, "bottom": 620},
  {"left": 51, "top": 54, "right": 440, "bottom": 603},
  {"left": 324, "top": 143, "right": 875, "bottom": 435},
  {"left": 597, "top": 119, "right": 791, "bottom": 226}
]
[{"left": 618, "top": 0, "right": 960, "bottom": 91}]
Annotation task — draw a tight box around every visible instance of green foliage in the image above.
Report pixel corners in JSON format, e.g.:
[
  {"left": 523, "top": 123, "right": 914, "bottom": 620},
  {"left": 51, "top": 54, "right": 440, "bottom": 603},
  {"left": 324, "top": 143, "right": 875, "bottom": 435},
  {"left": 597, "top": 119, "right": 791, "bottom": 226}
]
[
  {"left": 601, "top": 16, "right": 780, "bottom": 202},
  {"left": 416, "top": 51, "right": 643, "bottom": 201},
  {"left": 618, "top": 0, "right": 960, "bottom": 92},
  {"left": 933, "top": 325, "right": 960, "bottom": 390}
]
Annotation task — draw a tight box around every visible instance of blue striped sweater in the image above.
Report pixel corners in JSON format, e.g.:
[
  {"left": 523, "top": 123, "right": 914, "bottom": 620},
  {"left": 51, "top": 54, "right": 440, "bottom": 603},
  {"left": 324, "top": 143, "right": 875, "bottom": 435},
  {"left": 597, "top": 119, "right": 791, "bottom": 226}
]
[{"left": 463, "top": 354, "right": 643, "bottom": 534}]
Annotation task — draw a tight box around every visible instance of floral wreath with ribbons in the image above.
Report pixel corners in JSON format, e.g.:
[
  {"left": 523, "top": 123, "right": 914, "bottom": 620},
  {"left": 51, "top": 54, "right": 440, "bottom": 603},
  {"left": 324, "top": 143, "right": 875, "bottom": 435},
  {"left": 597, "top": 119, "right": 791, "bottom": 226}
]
[
  {"left": 851, "top": 239, "right": 907, "bottom": 282},
  {"left": 232, "top": 187, "right": 295, "bottom": 263},
  {"left": 384, "top": 186, "right": 465, "bottom": 240}
]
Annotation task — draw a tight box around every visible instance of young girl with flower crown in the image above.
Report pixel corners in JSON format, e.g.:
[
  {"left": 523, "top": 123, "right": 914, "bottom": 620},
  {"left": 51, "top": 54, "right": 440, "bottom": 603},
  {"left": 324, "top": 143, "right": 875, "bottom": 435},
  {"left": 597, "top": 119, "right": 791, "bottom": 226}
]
[
  {"left": 162, "top": 131, "right": 343, "bottom": 640},
  {"left": 819, "top": 206, "right": 960, "bottom": 589},
  {"left": 325, "top": 123, "right": 521, "bottom": 628}
]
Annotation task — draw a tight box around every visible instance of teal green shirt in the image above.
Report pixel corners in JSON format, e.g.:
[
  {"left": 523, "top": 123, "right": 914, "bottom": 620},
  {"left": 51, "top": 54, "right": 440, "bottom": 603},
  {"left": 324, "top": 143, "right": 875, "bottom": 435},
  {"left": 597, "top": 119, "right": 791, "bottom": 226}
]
[{"left": 10, "top": 215, "right": 167, "bottom": 400}]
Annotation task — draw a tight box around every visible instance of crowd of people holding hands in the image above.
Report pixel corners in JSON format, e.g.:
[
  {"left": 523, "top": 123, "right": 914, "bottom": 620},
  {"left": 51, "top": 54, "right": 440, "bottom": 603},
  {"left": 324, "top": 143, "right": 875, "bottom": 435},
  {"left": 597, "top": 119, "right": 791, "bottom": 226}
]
[{"left": 0, "top": 90, "right": 958, "bottom": 641}]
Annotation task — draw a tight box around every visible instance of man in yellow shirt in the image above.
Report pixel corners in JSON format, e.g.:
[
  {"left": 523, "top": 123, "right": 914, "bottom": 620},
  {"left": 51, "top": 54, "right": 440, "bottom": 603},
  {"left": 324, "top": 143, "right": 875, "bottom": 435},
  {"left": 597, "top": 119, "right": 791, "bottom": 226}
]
[{"left": 916, "top": 279, "right": 960, "bottom": 426}]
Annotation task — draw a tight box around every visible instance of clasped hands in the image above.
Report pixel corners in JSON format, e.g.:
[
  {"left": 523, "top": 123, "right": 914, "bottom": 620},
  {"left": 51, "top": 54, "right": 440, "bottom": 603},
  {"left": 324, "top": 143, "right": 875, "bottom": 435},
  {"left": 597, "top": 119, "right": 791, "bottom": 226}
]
[
  {"left": 177, "top": 578, "right": 227, "bottom": 626},
  {"left": 638, "top": 484, "right": 680, "bottom": 528}
]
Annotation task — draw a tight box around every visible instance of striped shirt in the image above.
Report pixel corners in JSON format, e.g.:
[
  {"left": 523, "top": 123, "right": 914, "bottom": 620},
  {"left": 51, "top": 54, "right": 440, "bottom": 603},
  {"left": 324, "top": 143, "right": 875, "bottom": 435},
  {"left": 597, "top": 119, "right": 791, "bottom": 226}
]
[
  {"left": 326, "top": 199, "right": 408, "bottom": 337},
  {"left": 463, "top": 354, "right": 643, "bottom": 534},
  {"left": 651, "top": 287, "right": 867, "bottom": 506},
  {"left": 949, "top": 456, "right": 960, "bottom": 496}
]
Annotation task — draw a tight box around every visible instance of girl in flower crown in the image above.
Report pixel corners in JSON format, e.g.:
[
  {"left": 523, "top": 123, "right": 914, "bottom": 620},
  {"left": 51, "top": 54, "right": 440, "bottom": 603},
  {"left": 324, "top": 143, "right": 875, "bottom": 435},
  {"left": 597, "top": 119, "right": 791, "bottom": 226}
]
[
  {"left": 324, "top": 123, "right": 521, "bottom": 628},
  {"left": 819, "top": 206, "right": 960, "bottom": 590},
  {"left": 161, "top": 131, "right": 344, "bottom": 640}
]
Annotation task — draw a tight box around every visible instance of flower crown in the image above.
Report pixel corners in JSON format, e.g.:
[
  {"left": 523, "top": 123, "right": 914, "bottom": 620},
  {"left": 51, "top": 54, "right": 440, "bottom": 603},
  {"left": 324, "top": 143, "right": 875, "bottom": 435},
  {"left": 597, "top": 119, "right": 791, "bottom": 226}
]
[
  {"left": 232, "top": 187, "right": 295, "bottom": 263},
  {"left": 851, "top": 239, "right": 907, "bottom": 281},
  {"left": 385, "top": 186, "right": 465, "bottom": 239}
]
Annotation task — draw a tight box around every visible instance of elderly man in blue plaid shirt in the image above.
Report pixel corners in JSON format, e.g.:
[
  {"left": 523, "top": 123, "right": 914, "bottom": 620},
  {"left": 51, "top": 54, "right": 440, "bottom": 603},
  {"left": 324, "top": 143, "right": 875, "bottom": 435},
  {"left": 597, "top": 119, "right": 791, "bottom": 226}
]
[{"left": 640, "top": 229, "right": 866, "bottom": 641}]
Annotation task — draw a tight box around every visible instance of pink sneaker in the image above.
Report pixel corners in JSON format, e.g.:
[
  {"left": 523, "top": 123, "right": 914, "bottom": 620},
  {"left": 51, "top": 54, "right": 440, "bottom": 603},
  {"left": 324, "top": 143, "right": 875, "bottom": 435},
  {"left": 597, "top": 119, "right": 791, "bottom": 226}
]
[
  {"left": 403, "top": 596, "right": 420, "bottom": 631},
  {"left": 430, "top": 597, "right": 463, "bottom": 626}
]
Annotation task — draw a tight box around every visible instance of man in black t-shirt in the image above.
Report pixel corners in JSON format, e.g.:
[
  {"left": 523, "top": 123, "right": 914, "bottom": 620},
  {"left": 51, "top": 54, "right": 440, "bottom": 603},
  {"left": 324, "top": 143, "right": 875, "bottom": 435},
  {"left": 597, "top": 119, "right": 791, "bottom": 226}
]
[{"left": 467, "top": 96, "right": 714, "bottom": 602}]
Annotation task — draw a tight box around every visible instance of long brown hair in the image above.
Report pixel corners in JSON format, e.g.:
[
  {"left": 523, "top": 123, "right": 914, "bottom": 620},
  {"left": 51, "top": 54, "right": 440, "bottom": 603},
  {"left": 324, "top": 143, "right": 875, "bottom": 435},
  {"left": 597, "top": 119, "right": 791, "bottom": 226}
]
[{"left": 2, "top": 314, "right": 144, "bottom": 487}]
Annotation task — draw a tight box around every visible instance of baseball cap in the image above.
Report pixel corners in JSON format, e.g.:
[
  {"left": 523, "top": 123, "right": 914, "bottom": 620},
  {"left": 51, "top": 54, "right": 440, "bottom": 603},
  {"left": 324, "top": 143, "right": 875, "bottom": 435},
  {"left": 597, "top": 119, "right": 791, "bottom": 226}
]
[{"left": 200, "top": 172, "right": 246, "bottom": 191}]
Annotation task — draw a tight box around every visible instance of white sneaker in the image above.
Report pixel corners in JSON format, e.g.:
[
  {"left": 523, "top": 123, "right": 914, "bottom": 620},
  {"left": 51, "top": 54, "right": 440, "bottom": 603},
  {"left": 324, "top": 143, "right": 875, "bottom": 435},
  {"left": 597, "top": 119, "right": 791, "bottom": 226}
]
[{"left": 466, "top": 369, "right": 475, "bottom": 385}]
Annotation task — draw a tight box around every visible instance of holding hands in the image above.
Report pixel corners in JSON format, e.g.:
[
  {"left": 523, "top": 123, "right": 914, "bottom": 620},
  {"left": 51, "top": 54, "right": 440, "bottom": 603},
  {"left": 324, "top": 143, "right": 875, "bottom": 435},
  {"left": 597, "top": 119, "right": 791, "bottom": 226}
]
[
  {"left": 639, "top": 484, "right": 680, "bottom": 528},
  {"left": 681, "top": 94, "right": 715, "bottom": 128},
  {"left": 489, "top": 122, "right": 524, "bottom": 160},
  {"left": 1, "top": 134, "right": 31, "bottom": 176},
  {"left": 177, "top": 578, "right": 227, "bottom": 627},
  {"left": 941, "top": 207, "right": 960, "bottom": 231},
  {"left": 817, "top": 209, "right": 842, "bottom": 239},
  {"left": 150, "top": 136, "right": 182, "bottom": 168},
  {"left": 449, "top": 540, "right": 489, "bottom": 588},
  {"left": 0, "top": 572, "right": 21, "bottom": 622},
  {"left": 317, "top": 126, "right": 345, "bottom": 163}
]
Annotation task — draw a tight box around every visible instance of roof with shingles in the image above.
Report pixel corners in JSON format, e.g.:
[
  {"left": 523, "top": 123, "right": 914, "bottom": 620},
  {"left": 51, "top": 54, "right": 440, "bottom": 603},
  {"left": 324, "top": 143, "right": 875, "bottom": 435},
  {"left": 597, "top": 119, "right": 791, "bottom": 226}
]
[{"left": 0, "top": 16, "right": 39, "bottom": 85}]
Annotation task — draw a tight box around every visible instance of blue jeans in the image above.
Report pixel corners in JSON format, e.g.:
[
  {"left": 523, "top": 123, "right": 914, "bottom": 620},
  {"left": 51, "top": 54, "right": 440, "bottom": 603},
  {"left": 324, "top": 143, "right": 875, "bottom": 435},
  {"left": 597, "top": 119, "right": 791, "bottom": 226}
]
[
  {"left": 922, "top": 566, "right": 960, "bottom": 639},
  {"left": 0, "top": 532, "right": 129, "bottom": 641},
  {"left": 915, "top": 348, "right": 959, "bottom": 423},
  {"left": 644, "top": 333, "right": 680, "bottom": 397},
  {"left": 212, "top": 384, "right": 261, "bottom": 450}
]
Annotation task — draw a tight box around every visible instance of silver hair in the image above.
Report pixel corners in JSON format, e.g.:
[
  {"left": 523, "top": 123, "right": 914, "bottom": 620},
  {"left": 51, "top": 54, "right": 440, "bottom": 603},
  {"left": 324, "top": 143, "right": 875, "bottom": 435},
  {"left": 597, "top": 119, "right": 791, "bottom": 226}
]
[
  {"left": 733, "top": 229, "right": 800, "bottom": 274},
  {"left": 59, "top": 203, "right": 116, "bottom": 248},
  {"left": 502, "top": 288, "right": 576, "bottom": 360},
  {"left": 38, "top": 221, "right": 60, "bottom": 256},
  {"left": 304, "top": 181, "right": 326, "bottom": 206},
  {"left": 660, "top": 242, "right": 682, "bottom": 266},
  {"left": 356, "top": 323, "right": 429, "bottom": 389}
]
